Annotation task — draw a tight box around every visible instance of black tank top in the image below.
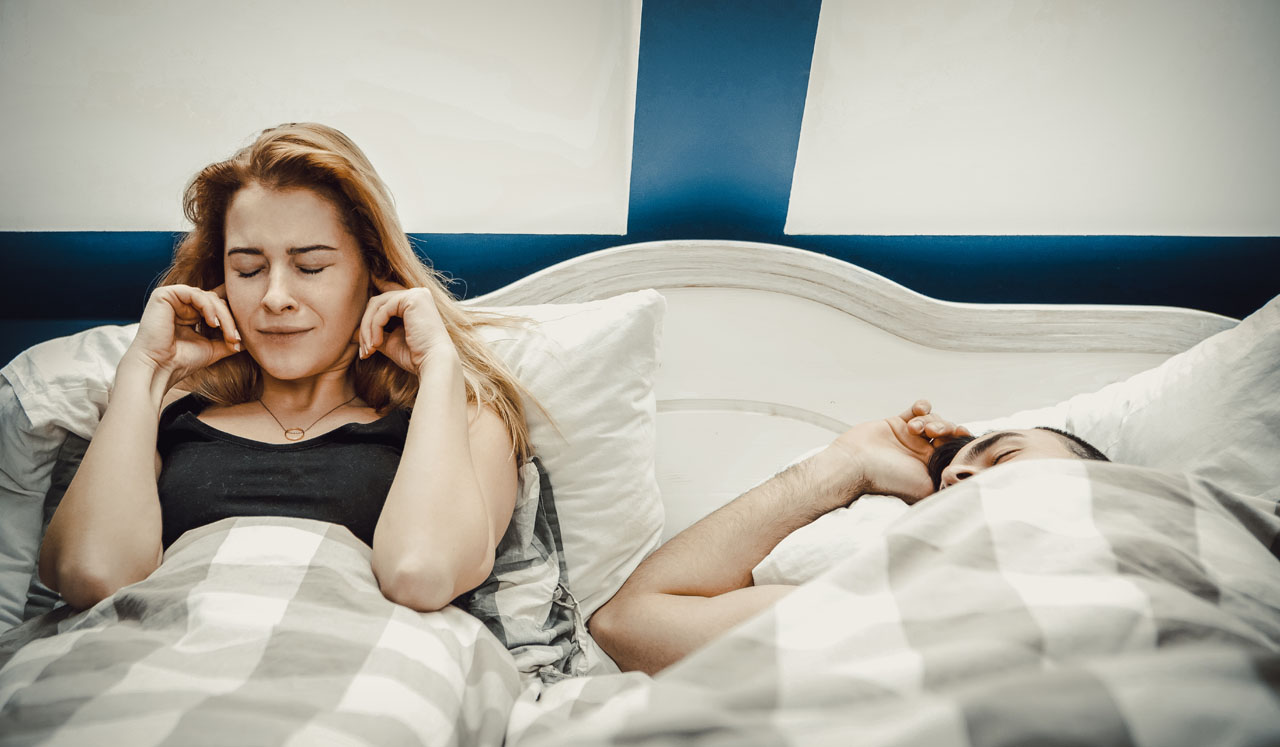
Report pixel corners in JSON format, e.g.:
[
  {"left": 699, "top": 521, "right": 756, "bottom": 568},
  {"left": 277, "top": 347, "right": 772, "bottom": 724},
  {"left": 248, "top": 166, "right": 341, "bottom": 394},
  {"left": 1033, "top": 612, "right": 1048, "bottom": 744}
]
[{"left": 156, "top": 395, "right": 410, "bottom": 548}]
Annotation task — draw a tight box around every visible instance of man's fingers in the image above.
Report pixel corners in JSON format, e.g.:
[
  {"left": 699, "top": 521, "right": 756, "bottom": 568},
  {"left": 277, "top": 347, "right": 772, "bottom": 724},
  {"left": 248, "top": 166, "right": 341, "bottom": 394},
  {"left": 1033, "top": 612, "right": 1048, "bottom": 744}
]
[
  {"left": 898, "top": 399, "right": 932, "bottom": 423},
  {"left": 884, "top": 416, "right": 931, "bottom": 456},
  {"left": 905, "top": 412, "right": 970, "bottom": 439},
  {"left": 906, "top": 412, "right": 941, "bottom": 435},
  {"left": 890, "top": 398, "right": 970, "bottom": 442}
]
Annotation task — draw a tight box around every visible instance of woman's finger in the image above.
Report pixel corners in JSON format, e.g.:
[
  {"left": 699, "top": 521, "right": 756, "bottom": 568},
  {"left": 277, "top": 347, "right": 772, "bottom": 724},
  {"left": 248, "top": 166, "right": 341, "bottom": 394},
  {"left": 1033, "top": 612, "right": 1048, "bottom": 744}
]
[
  {"left": 189, "top": 289, "right": 229, "bottom": 337},
  {"left": 162, "top": 285, "right": 217, "bottom": 331},
  {"left": 207, "top": 295, "right": 240, "bottom": 349},
  {"left": 357, "top": 295, "right": 379, "bottom": 356},
  {"left": 359, "top": 295, "right": 387, "bottom": 357},
  {"left": 370, "top": 294, "right": 404, "bottom": 351},
  {"left": 206, "top": 284, "right": 241, "bottom": 347},
  {"left": 155, "top": 286, "right": 197, "bottom": 326},
  {"left": 372, "top": 275, "right": 408, "bottom": 294}
]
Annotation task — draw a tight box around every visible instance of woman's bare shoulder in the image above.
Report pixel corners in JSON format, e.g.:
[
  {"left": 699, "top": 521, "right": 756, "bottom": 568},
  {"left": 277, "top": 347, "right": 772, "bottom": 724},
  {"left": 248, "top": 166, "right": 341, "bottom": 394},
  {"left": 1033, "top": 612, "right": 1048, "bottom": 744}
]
[{"left": 161, "top": 387, "right": 191, "bottom": 411}]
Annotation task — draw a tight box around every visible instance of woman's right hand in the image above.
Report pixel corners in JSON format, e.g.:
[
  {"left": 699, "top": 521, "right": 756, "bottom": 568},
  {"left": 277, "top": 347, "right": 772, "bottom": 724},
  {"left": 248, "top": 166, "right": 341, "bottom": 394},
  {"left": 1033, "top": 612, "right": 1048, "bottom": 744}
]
[{"left": 125, "top": 284, "right": 242, "bottom": 386}]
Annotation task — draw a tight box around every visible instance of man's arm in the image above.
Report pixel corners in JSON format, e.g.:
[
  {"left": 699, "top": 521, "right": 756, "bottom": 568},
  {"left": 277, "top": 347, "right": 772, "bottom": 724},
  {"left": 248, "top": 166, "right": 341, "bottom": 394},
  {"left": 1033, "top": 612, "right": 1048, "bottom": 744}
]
[
  {"left": 589, "top": 400, "right": 968, "bottom": 675},
  {"left": 588, "top": 445, "right": 864, "bottom": 675}
]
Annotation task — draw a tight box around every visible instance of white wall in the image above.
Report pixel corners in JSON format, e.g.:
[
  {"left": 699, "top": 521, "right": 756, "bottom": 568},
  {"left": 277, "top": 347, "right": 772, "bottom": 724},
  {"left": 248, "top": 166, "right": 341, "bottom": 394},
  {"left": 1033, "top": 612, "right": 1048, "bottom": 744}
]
[
  {"left": 4, "top": 1, "right": 1277, "bottom": 239},
  {"left": 787, "top": 0, "right": 1280, "bottom": 236},
  {"left": 0, "top": 0, "right": 641, "bottom": 233}
]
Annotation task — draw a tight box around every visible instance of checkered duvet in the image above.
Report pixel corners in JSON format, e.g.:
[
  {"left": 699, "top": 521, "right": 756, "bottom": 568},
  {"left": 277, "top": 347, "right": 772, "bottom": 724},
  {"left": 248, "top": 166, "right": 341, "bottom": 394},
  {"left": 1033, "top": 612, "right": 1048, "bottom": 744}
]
[
  {"left": 507, "top": 460, "right": 1280, "bottom": 746},
  {"left": 0, "top": 517, "right": 525, "bottom": 746},
  {"left": 3, "top": 460, "right": 1278, "bottom": 746}
]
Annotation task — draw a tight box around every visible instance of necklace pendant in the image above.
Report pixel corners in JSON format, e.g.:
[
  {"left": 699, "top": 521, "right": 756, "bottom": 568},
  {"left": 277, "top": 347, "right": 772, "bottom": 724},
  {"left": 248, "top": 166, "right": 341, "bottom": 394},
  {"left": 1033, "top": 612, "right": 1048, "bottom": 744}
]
[{"left": 284, "top": 428, "right": 305, "bottom": 441}]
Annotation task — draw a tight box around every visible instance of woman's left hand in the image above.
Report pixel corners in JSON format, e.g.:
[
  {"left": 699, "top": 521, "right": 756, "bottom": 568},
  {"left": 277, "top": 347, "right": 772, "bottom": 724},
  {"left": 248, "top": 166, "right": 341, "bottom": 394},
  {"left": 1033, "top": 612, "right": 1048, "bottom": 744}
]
[{"left": 358, "top": 277, "right": 455, "bottom": 374}]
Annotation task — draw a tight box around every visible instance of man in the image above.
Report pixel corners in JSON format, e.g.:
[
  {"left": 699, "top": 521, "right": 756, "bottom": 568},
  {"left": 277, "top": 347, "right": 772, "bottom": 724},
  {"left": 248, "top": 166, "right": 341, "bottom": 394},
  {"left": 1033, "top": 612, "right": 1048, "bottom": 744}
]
[{"left": 589, "top": 400, "right": 1109, "bottom": 675}]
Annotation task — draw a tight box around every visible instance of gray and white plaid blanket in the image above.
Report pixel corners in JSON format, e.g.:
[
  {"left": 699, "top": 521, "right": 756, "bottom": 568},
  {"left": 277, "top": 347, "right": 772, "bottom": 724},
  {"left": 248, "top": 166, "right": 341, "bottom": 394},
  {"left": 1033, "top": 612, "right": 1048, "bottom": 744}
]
[
  {"left": 508, "top": 460, "right": 1280, "bottom": 746},
  {"left": 0, "top": 455, "right": 584, "bottom": 746},
  {"left": 0, "top": 517, "right": 526, "bottom": 746}
]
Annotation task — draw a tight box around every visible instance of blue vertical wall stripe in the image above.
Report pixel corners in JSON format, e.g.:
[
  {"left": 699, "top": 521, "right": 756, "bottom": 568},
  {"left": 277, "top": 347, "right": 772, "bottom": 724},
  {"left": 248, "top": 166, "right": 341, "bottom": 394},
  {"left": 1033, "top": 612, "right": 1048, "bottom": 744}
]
[
  {"left": 2, "top": 0, "right": 1279, "bottom": 367},
  {"left": 625, "top": 0, "right": 823, "bottom": 239}
]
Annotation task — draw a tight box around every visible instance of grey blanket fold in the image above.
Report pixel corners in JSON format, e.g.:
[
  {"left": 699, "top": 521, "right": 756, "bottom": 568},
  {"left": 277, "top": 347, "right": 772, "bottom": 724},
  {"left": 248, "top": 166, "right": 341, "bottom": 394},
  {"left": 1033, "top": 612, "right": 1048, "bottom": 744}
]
[{"left": 507, "top": 461, "right": 1280, "bottom": 747}]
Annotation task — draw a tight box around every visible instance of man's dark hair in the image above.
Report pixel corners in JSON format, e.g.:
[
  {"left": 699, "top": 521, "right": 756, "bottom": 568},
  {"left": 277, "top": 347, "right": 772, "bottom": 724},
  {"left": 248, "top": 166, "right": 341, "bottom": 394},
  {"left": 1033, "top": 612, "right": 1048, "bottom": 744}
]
[
  {"left": 926, "top": 427, "right": 1109, "bottom": 491},
  {"left": 927, "top": 435, "right": 975, "bottom": 491}
]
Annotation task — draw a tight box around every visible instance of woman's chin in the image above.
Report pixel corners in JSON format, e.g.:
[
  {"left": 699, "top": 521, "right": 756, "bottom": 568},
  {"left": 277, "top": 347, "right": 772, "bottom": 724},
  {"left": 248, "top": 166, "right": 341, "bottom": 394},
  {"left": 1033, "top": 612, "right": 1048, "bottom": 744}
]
[{"left": 254, "top": 354, "right": 339, "bottom": 382}]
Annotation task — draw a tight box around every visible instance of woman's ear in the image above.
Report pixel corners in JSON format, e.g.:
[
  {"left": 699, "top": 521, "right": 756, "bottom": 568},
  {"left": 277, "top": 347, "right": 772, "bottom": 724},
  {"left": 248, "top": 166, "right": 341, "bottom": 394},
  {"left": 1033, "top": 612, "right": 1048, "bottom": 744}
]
[{"left": 372, "top": 275, "right": 408, "bottom": 294}]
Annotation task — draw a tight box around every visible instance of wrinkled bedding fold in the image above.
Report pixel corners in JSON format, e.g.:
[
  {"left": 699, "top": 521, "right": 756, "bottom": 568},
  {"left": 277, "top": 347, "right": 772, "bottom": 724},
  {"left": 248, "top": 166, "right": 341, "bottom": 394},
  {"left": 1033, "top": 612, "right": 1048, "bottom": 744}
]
[
  {"left": 0, "top": 517, "right": 524, "bottom": 747},
  {"left": 4, "top": 461, "right": 1278, "bottom": 746},
  {"left": 508, "top": 461, "right": 1280, "bottom": 746}
]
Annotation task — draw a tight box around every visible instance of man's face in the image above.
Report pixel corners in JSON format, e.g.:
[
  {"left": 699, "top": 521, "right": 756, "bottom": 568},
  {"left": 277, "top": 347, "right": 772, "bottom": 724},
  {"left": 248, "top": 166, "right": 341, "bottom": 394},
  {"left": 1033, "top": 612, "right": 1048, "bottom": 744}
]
[{"left": 938, "top": 429, "right": 1079, "bottom": 489}]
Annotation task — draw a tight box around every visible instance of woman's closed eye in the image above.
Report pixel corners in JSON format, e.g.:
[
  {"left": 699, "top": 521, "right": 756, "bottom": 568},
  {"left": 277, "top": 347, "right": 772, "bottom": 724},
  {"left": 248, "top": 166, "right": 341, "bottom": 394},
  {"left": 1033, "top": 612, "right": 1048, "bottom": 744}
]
[
  {"left": 234, "top": 265, "right": 327, "bottom": 278},
  {"left": 993, "top": 449, "right": 1018, "bottom": 464}
]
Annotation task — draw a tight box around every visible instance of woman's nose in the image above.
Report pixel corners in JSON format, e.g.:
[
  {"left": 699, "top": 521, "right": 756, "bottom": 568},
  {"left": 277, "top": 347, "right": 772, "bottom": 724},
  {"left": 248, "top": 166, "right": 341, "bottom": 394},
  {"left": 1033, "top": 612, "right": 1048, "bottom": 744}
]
[{"left": 261, "top": 270, "right": 298, "bottom": 312}]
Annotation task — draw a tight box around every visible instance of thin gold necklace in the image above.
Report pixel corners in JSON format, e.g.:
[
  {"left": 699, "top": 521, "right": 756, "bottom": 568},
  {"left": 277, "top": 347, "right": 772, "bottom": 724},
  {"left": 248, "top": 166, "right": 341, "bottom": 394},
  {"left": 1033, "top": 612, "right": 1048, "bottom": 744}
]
[{"left": 258, "top": 394, "right": 359, "bottom": 441}]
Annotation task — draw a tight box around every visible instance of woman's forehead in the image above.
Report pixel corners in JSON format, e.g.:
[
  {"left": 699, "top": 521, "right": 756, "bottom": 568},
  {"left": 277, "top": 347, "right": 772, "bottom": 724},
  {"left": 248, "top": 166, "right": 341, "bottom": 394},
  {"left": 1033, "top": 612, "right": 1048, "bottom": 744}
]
[{"left": 224, "top": 186, "right": 357, "bottom": 254}]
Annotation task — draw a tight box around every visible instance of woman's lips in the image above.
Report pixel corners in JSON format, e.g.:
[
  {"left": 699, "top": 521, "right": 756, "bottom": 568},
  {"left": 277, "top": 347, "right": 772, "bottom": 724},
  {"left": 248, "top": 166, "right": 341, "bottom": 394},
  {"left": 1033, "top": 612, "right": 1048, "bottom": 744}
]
[{"left": 258, "top": 328, "right": 311, "bottom": 341}]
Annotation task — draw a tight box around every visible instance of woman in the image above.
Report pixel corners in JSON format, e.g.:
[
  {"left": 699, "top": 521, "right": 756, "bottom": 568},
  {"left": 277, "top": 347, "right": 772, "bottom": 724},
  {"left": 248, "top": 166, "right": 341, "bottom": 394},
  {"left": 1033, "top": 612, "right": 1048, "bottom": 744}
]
[{"left": 38, "top": 123, "right": 532, "bottom": 613}]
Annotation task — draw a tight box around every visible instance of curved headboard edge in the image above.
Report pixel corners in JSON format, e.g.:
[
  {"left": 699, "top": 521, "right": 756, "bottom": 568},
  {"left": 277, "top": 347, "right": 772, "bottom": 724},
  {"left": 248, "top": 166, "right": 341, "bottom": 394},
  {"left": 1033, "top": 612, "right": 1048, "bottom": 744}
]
[{"left": 467, "top": 240, "right": 1238, "bottom": 354}]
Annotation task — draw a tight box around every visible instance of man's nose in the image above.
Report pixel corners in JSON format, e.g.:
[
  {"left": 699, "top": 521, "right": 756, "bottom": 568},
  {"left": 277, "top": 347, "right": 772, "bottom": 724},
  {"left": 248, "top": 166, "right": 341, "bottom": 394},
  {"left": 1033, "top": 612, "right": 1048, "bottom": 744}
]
[{"left": 941, "top": 464, "right": 976, "bottom": 488}]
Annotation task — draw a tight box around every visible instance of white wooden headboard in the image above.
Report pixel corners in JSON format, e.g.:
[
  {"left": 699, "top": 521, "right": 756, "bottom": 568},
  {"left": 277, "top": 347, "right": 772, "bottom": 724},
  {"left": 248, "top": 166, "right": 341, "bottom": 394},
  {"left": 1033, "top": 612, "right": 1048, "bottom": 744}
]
[{"left": 472, "top": 240, "right": 1238, "bottom": 540}]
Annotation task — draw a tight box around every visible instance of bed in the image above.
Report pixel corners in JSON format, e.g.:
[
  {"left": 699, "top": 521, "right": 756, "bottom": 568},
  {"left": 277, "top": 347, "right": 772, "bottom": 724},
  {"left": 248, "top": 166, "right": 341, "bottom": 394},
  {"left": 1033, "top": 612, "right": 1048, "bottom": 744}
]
[{"left": 1, "top": 240, "right": 1277, "bottom": 746}]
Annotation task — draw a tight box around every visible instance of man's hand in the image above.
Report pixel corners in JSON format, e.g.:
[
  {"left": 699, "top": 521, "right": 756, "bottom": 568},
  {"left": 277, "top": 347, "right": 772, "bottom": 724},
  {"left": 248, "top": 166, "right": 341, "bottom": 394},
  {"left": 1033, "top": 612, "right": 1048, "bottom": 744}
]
[
  {"left": 829, "top": 399, "right": 971, "bottom": 503},
  {"left": 590, "top": 398, "right": 970, "bottom": 674}
]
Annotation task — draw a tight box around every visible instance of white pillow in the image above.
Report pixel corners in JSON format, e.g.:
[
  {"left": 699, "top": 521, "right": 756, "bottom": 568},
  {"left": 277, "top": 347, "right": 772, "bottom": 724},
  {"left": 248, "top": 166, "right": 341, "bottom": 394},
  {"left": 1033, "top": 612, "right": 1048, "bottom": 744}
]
[
  {"left": 0, "top": 291, "right": 666, "bottom": 628},
  {"left": 752, "top": 496, "right": 908, "bottom": 586},
  {"left": 0, "top": 375, "right": 60, "bottom": 630},
  {"left": 963, "top": 294, "right": 1279, "bottom": 501},
  {"left": 752, "top": 293, "right": 1279, "bottom": 588},
  {"left": 0, "top": 325, "right": 137, "bottom": 630},
  {"left": 473, "top": 292, "right": 666, "bottom": 618},
  {"left": 740, "top": 445, "right": 912, "bottom": 588}
]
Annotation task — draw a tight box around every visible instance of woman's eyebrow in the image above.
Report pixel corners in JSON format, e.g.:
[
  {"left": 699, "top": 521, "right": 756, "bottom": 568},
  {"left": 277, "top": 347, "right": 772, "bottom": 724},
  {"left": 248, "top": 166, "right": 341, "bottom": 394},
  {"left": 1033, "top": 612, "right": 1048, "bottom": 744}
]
[{"left": 226, "top": 245, "right": 340, "bottom": 257}]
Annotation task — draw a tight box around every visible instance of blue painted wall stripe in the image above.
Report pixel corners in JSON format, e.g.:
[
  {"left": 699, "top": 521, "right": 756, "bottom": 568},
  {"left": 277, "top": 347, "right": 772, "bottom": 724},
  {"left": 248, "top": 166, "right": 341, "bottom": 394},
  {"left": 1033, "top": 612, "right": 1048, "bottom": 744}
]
[
  {"left": 4, "top": 231, "right": 1273, "bottom": 318},
  {"left": 626, "top": 0, "right": 823, "bottom": 238}
]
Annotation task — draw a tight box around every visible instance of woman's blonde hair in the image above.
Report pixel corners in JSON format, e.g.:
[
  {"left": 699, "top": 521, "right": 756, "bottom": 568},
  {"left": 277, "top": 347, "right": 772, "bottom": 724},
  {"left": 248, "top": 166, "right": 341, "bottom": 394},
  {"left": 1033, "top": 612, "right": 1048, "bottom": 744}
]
[{"left": 163, "top": 123, "right": 534, "bottom": 462}]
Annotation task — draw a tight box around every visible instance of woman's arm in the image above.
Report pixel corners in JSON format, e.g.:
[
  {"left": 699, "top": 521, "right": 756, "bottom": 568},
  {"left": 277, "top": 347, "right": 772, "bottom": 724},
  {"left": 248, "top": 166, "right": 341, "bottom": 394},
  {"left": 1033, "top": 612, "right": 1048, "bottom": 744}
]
[
  {"left": 371, "top": 350, "right": 518, "bottom": 612},
  {"left": 361, "top": 280, "right": 518, "bottom": 612},
  {"left": 38, "top": 357, "right": 170, "bottom": 608},
  {"left": 39, "top": 285, "right": 240, "bottom": 609}
]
